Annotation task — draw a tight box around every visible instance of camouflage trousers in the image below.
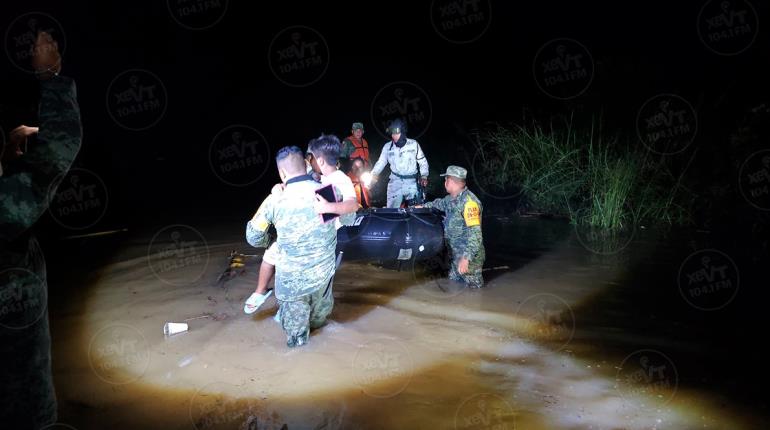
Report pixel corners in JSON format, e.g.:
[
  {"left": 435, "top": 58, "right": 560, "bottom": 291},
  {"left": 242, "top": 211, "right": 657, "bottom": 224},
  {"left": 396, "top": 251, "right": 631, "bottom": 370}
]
[
  {"left": 0, "top": 244, "right": 57, "bottom": 428},
  {"left": 448, "top": 250, "right": 485, "bottom": 289},
  {"left": 278, "top": 281, "right": 334, "bottom": 347},
  {"left": 385, "top": 176, "right": 419, "bottom": 208}
]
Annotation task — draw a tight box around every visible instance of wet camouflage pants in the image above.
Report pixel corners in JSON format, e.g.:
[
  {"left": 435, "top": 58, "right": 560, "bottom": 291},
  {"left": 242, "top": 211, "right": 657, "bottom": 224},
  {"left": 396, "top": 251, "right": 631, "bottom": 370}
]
[
  {"left": 278, "top": 281, "right": 334, "bottom": 346},
  {"left": 448, "top": 252, "right": 485, "bottom": 288},
  {"left": 0, "top": 243, "right": 57, "bottom": 428},
  {"left": 386, "top": 176, "right": 419, "bottom": 208}
]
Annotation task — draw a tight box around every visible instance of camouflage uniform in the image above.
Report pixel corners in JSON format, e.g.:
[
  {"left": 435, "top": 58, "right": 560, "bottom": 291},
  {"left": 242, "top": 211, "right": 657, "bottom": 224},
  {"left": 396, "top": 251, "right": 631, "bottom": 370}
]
[
  {"left": 0, "top": 76, "right": 82, "bottom": 428},
  {"left": 422, "top": 166, "right": 485, "bottom": 288},
  {"left": 371, "top": 138, "right": 429, "bottom": 208},
  {"left": 245, "top": 174, "right": 337, "bottom": 347}
]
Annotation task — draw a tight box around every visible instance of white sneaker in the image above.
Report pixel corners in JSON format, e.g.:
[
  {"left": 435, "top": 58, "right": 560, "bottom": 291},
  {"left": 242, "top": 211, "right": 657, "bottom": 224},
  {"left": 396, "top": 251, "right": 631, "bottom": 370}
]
[{"left": 273, "top": 309, "right": 281, "bottom": 323}]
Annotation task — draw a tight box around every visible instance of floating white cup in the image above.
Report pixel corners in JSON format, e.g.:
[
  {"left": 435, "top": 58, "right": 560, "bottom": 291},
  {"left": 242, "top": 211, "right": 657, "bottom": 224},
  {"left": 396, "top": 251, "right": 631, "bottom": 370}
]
[{"left": 163, "top": 322, "right": 188, "bottom": 336}]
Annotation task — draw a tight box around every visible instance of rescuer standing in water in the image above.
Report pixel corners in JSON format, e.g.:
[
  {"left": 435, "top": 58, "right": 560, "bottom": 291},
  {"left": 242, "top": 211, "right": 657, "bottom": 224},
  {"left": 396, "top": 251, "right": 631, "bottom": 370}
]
[
  {"left": 417, "top": 165, "right": 485, "bottom": 288},
  {"left": 245, "top": 146, "right": 339, "bottom": 347},
  {"left": 370, "top": 118, "right": 429, "bottom": 208}
]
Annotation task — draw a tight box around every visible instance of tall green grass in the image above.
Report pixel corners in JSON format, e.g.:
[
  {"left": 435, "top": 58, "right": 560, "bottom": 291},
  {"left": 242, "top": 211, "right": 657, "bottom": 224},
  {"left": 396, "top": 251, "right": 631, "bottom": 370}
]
[{"left": 472, "top": 121, "right": 692, "bottom": 230}]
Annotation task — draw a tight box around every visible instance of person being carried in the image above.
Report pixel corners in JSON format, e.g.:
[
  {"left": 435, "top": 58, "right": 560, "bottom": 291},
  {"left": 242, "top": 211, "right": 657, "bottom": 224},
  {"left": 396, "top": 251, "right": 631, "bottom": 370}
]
[
  {"left": 416, "top": 165, "right": 485, "bottom": 289},
  {"left": 370, "top": 118, "right": 429, "bottom": 208},
  {"left": 244, "top": 134, "right": 357, "bottom": 314},
  {"left": 245, "top": 146, "right": 339, "bottom": 347}
]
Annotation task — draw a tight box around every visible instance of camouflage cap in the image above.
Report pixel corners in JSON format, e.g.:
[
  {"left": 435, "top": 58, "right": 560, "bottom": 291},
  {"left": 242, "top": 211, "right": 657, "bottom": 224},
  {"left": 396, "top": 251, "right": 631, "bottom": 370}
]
[
  {"left": 439, "top": 165, "right": 467, "bottom": 180},
  {"left": 351, "top": 122, "right": 364, "bottom": 131}
]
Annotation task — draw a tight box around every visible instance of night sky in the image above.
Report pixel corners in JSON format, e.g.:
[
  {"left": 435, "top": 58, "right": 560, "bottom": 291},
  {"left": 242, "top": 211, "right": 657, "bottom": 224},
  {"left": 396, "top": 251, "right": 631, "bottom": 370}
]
[{"left": 3, "top": 0, "right": 767, "bottom": 232}]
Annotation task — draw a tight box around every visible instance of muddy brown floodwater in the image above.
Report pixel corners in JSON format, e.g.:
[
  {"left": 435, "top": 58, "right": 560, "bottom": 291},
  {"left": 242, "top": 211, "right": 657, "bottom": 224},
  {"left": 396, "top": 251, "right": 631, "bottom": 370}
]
[{"left": 49, "top": 217, "right": 764, "bottom": 429}]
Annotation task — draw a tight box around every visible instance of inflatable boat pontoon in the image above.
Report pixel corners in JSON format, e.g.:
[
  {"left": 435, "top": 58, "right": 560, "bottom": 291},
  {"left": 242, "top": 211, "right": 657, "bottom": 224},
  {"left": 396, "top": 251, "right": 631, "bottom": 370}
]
[{"left": 336, "top": 207, "right": 445, "bottom": 262}]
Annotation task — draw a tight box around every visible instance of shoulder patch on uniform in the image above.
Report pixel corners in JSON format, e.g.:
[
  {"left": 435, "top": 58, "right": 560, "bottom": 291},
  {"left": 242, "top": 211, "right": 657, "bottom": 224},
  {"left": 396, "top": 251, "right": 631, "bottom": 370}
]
[
  {"left": 254, "top": 217, "right": 269, "bottom": 231},
  {"left": 463, "top": 198, "right": 481, "bottom": 227},
  {"left": 253, "top": 196, "right": 273, "bottom": 231}
]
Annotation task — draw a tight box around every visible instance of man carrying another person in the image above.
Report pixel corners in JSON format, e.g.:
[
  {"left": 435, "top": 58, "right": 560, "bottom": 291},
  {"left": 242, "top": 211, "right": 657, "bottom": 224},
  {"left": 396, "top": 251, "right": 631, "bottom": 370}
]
[
  {"left": 370, "top": 118, "right": 429, "bottom": 208},
  {"left": 244, "top": 135, "right": 357, "bottom": 318},
  {"left": 245, "top": 145, "right": 342, "bottom": 347}
]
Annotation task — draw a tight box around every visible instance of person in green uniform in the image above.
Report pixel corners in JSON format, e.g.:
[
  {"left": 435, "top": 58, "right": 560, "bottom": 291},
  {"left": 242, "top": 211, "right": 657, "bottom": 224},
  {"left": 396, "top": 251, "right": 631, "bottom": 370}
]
[
  {"left": 417, "top": 165, "right": 485, "bottom": 288},
  {"left": 1, "top": 32, "right": 82, "bottom": 428}
]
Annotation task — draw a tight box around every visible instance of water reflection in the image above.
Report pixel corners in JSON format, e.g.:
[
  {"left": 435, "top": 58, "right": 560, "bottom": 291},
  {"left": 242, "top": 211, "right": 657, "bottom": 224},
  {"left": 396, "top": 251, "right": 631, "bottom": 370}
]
[{"left": 50, "top": 217, "right": 761, "bottom": 429}]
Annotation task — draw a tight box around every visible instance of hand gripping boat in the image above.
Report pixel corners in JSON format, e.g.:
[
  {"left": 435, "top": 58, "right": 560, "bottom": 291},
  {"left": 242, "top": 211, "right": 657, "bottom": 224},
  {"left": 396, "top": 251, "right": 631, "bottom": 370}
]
[{"left": 336, "top": 207, "right": 445, "bottom": 262}]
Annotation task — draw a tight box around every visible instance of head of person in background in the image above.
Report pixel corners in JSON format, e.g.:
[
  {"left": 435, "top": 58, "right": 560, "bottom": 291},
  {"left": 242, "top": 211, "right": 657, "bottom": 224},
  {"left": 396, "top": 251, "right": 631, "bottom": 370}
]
[
  {"left": 388, "top": 118, "right": 407, "bottom": 147},
  {"left": 351, "top": 122, "right": 364, "bottom": 140}
]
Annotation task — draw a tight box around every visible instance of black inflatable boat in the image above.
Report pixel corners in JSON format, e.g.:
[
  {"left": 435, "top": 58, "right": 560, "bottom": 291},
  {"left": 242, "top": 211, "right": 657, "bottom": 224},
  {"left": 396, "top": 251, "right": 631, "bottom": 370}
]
[{"left": 336, "top": 207, "right": 445, "bottom": 262}]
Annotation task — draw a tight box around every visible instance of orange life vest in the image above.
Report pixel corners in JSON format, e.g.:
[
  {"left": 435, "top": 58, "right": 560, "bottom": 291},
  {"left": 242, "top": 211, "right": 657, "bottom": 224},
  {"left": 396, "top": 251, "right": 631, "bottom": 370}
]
[{"left": 346, "top": 136, "right": 370, "bottom": 166}]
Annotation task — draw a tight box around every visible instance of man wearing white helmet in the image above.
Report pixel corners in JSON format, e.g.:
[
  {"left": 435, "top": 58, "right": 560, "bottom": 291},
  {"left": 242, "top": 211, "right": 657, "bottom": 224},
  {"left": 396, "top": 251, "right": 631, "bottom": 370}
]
[{"left": 370, "top": 118, "right": 429, "bottom": 208}]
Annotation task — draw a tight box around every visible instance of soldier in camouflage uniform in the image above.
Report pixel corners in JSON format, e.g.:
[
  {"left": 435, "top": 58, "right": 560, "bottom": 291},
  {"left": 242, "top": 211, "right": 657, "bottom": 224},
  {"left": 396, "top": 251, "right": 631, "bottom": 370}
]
[
  {"left": 245, "top": 146, "right": 338, "bottom": 347},
  {"left": 0, "top": 32, "right": 82, "bottom": 428},
  {"left": 370, "top": 119, "right": 429, "bottom": 207},
  {"left": 339, "top": 122, "right": 370, "bottom": 172},
  {"left": 419, "top": 166, "right": 485, "bottom": 288}
]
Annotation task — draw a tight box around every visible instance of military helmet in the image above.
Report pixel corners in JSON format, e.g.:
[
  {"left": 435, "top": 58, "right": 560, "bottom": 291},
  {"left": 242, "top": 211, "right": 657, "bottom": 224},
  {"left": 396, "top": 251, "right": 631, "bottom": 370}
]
[{"left": 387, "top": 118, "right": 406, "bottom": 135}]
